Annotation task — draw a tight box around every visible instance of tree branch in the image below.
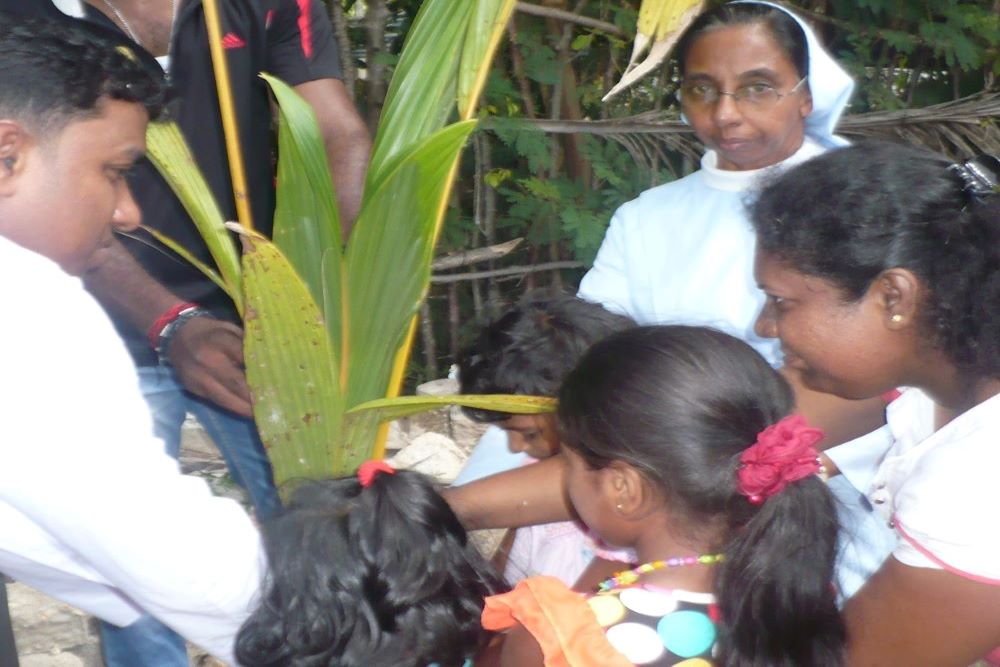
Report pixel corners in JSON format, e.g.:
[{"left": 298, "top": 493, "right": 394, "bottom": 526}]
[
  {"left": 431, "top": 261, "right": 584, "bottom": 284},
  {"left": 515, "top": 2, "right": 624, "bottom": 37},
  {"left": 431, "top": 239, "right": 523, "bottom": 271}
]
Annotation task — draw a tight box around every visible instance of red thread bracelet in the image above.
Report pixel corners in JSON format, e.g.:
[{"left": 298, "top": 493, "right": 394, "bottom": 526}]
[{"left": 147, "top": 302, "right": 200, "bottom": 349}]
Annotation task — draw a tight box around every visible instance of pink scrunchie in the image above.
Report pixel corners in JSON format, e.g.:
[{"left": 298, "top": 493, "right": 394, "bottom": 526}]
[
  {"left": 737, "top": 414, "right": 824, "bottom": 504},
  {"left": 357, "top": 460, "right": 395, "bottom": 488}
]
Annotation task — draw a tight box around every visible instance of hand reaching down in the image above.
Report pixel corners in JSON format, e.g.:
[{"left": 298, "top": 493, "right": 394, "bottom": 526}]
[{"left": 167, "top": 316, "right": 253, "bottom": 417}]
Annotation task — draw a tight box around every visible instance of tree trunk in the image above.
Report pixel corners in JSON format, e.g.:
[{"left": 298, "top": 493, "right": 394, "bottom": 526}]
[
  {"left": 365, "top": 0, "right": 390, "bottom": 130},
  {"left": 474, "top": 133, "right": 502, "bottom": 305},
  {"left": 419, "top": 300, "right": 439, "bottom": 380},
  {"left": 326, "top": 0, "right": 357, "bottom": 99},
  {"left": 507, "top": 19, "right": 539, "bottom": 119},
  {"left": 448, "top": 282, "right": 461, "bottom": 362}
]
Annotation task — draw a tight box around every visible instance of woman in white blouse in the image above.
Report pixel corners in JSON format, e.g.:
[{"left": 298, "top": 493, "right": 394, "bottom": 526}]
[{"left": 750, "top": 141, "right": 1000, "bottom": 665}]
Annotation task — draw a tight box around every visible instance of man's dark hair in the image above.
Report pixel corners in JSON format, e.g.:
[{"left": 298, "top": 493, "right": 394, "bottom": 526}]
[
  {"left": 457, "top": 290, "right": 635, "bottom": 421},
  {"left": 0, "top": 14, "right": 168, "bottom": 133}
]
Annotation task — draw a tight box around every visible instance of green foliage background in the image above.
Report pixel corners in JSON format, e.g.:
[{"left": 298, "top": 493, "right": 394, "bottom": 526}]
[{"left": 340, "top": 0, "right": 998, "bottom": 385}]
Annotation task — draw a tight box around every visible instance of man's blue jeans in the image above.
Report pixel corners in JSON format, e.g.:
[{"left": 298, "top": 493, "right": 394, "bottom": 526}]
[
  {"left": 138, "top": 365, "right": 282, "bottom": 519},
  {"left": 100, "top": 365, "right": 281, "bottom": 667}
]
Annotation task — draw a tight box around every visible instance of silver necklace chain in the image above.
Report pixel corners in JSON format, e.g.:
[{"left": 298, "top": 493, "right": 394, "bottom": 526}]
[{"left": 97, "top": 0, "right": 179, "bottom": 53}]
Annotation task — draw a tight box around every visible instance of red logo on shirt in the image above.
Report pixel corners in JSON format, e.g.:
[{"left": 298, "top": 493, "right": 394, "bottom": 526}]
[
  {"left": 222, "top": 33, "right": 246, "bottom": 49},
  {"left": 297, "top": 0, "right": 314, "bottom": 58}
]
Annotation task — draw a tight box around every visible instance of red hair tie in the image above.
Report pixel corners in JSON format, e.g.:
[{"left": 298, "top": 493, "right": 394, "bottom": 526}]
[
  {"left": 737, "top": 415, "right": 824, "bottom": 505},
  {"left": 357, "top": 460, "right": 395, "bottom": 488}
]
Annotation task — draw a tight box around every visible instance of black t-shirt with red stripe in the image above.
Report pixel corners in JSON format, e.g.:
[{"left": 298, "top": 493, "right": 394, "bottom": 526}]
[{"left": 2, "top": 0, "right": 342, "bottom": 364}]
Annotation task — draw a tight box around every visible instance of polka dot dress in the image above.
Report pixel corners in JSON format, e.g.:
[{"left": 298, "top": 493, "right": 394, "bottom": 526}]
[{"left": 586, "top": 586, "right": 718, "bottom": 666}]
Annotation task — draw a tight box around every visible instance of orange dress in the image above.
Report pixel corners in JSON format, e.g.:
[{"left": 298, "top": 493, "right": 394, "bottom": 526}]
[{"left": 482, "top": 576, "right": 718, "bottom": 666}]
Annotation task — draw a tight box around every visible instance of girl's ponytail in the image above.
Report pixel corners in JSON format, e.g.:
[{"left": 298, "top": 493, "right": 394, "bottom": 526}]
[
  {"left": 715, "top": 416, "right": 845, "bottom": 666},
  {"left": 716, "top": 477, "right": 844, "bottom": 666}
]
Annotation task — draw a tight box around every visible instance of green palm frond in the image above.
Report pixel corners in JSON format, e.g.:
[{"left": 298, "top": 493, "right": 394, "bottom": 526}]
[{"left": 147, "top": 1, "right": 521, "bottom": 483}]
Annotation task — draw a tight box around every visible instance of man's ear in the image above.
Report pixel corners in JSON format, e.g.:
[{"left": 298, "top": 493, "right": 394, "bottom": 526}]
[
  {"left": 0, "top": 120, "right": 31, "bottom": 196},
  {"left": 871, "top": 268, "right": 922, "bottom": 330},
  {"left": 605, "top": 461, "right": 658, "bottom": 520}
]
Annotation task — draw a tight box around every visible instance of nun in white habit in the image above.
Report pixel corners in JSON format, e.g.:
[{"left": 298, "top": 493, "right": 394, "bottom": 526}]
[
  {"left": 453, "top": 0, "right": 895, "bottom": 601},
  {"left": 579, "top": 1, "right": 853, "bottom": 362},
  {"left": 578, "top": 0, "right": 895, "bottom": 600}
]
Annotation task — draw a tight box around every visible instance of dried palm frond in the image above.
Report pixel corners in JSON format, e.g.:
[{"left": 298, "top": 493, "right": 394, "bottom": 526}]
[
  {"left": 492, "top": 92, "right": 1000, "bottom": 173},
  {"left": 838, "top": 92, "right": 1000, "bottom": 159},
  {"left": 604, "top": 0, "right": 705, "bottom": 101}
]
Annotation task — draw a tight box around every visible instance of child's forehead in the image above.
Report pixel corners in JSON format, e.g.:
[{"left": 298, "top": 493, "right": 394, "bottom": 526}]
[{"left": 499, "top": 413, "right": 556, "bottom": 430}]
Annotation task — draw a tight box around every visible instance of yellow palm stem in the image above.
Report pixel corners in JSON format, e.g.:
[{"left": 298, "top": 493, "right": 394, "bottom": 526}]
[
  {"left": 203, "top": 0, "right": 255, "bottom": 230},
  {"left": 458, "top": 1, "right": 518, "bottom": 119},
  {"left": 370, "top": 317, "right": 419, "bottom": 460}
]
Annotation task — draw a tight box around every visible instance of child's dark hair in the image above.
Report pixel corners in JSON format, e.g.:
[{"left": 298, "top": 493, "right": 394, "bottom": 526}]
[
  {"left": 677, "top": 2, "right": 808, "bottom": 78},
  {"left": 558, "top": 326, "right": 844, "bottom": 666},
  {"left": 0, "top": 15, "right": 168, "bottom": 131},
  {"left": 235, "top": 470, "right": 506, "bottom": 667},
  {"left": 751, "top": 141, "right": 1000, "bottom": 377},
  {"left": 458, "top": 291, "right": 634, "bottom": 421}
]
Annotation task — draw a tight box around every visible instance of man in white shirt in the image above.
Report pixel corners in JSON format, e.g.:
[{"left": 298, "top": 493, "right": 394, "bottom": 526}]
[{"left": 0, "top": 16, "right": 263, "bottom": 664}]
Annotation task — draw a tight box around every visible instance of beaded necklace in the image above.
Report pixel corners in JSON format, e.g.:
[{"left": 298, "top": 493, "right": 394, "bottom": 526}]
[{"left": 596, "top": 553, "right": 724, "bottom": 592}]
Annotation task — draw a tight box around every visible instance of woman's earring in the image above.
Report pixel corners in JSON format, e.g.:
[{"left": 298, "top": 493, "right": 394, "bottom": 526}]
[{"left": 890, "top": 314, "right": 903, "bottom": 323}]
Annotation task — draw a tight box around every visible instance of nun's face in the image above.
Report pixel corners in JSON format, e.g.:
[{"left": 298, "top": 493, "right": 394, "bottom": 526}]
[{"left": 681, "top": 23, "right": 812, "bottom": 171}]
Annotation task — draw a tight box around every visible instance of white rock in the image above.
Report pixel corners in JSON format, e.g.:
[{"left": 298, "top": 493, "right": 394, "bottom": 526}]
[
  {"left": 20, "top": 654, "right": 86, "bottom": 667},
  {"left": 386, "top": 432, "right": 466, "bottom": 484},
  {"left": 415, "top": 378, "right": 459, "bottom": 396},
  {"left": 383, "top": 419, "right": 410, "bottom": 456}
]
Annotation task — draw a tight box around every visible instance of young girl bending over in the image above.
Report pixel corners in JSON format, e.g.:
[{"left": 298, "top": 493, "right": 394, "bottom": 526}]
[
  {"left": 750, "top": 141, "right": 1000, "bottom": 664},
  {"left": 236, "top": 464, "right": 505, "bottom": 667},
  {"left": 482, "top": 325, "right": 844, "bottom": 666}
]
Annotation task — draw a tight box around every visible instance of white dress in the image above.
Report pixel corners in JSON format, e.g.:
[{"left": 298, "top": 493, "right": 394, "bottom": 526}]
[
  {"left": 871, "top": 389, "right": 1000, "bottom": 581},
  {"left": 578, "top": 140, "right": 827, "bottom": 366}
]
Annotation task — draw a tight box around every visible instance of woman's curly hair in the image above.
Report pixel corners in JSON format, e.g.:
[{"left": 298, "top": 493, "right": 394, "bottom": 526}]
[{"left": 235, "top": 471, "right": 506, "bottom": 666}]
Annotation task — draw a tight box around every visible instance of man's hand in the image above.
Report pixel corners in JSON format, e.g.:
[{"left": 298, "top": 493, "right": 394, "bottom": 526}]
[{"left": 167, "top": 317, "right": 253, "bottom": 417}]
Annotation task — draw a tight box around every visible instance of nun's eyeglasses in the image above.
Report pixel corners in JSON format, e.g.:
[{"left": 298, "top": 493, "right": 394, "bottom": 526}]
[{"left": 679, "top": 77, "right": 807, "bottom": 110}]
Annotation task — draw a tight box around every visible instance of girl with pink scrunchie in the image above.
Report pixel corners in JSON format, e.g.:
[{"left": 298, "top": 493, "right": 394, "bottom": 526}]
[{"left": 480, "top": 325, "right": 844, "bottom": 666}]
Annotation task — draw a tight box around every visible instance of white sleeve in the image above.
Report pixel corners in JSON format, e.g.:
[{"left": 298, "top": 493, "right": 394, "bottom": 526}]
[
  {"left": 0, "top": 257, "right": 263, "bottom": 663},
  {"left": 451, "top": 426, "right": 528, "bottom": 486},
  {"left": 577, "top": 207, "right": 634, "bottom": 318},
  {"left": 503, "top": 525, "right": 541, "bottom": 584},
  {"left": 824, "top": 425, "right": 895, "bottom": 497},
  {"left": 891, "top": 427, "right": 1000, "bottom": 583}
]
